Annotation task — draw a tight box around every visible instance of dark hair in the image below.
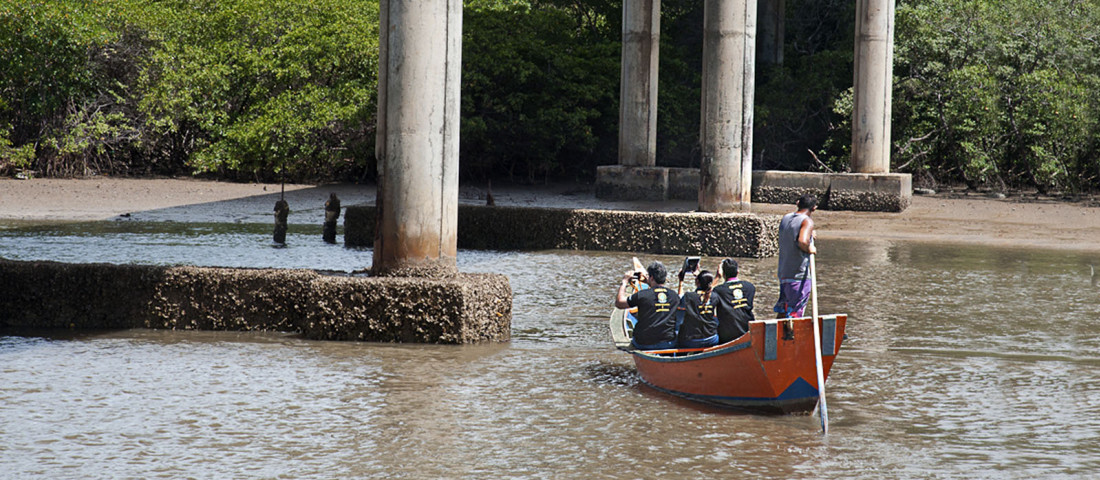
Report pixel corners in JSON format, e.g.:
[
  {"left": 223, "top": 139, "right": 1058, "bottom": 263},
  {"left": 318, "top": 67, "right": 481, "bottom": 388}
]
[
  {"left": 797, "top": 194, "right": 818, "bottom": 211},
  {"left": 695, "top": 270, "right": 715, "bottom": 292},
  {"left": 646, "top": 261, "right": 668, "bottom": 284},
  {"left": 721, "top": 258, "right": 739, "bottom": 279}
]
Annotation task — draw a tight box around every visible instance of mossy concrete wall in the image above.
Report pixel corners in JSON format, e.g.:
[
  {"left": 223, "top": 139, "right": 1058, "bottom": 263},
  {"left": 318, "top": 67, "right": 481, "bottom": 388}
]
[
  {"left": 346, "top": 205, "right": 779, "bottom": 258},
  {"left": 0, "top": 259, "right": 511, "bottom": 343}
]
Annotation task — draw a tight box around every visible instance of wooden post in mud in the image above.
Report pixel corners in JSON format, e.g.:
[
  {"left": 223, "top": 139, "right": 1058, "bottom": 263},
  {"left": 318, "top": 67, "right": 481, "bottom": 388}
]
[
  {"left": 373, "top": 0, "right": 461, "bottom": 276},
  {"left": 323, "top": 193, "right": 340, "bottom": 244},
  {"left": 273, "top": 199, "right": 289, "bottom": 244},
  {"left": 698, "top": 0, "right": 756, "bottom": 213}
]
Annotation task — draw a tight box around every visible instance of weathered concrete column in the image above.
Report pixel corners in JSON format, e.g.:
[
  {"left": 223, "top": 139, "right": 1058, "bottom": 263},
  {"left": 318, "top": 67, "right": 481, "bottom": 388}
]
[
  {"left": 756, "top": 0, "right": 784, "bottom": 65},
  {"left": 851, "top": 0, "right": 895, "bottom": 173},
  {"left": 698, "top": 0, "right": 756, "bottom": 212},
  {"left": 374, "top": 0, "right": 461, "bottom": 276},
  {"left": 618, "top": 0, "right": 661, "bottom": 167}
]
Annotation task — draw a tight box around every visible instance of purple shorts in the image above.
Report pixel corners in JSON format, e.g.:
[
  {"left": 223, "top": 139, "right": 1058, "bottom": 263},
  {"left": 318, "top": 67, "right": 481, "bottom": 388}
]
[{"left": 773, "top": 278, "right": 813, "bottom": 318}]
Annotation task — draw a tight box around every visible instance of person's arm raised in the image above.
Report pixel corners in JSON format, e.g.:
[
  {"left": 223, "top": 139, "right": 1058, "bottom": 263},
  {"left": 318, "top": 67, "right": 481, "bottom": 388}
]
[
  {"left": 614, "top": 271, "right": 634, "bottom": 309},
  {"left": 798, "top": 217, "right": 817, "bottom": 255}
]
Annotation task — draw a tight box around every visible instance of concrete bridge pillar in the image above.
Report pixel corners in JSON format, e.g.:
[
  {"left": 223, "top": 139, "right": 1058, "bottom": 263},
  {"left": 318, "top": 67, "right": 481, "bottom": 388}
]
[
  {"left": 595, "top": 0, "right": 664, "bottom": 201},
  {"left": 698, "top": 0, "right": 756, "bottom": 213},
  {"left": 619, "top": 0, "right": 661, "bottom": 168},
  {"left": 756, "top": 0, "right": 784, "bottom": 65},
  {"left": 851, "top": 0, "right": 895, "bottom": 173},
  {"left": 374, "top": 0, "right": 461, "bottom": 276}
]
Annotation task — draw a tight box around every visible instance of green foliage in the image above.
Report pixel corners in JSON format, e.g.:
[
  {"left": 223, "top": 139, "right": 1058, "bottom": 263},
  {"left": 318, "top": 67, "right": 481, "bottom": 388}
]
[
  {"left": 0, "top": 119, "right": 35, "bottom": 176},
  {"left": 0, "top": 1, "right": 118, "bottom": 175},
  {"left": 4, "top": 0, "right": 1099, "bottom": 193},
  {"left": 136, "top": 0, "right": 379, "bottom": 179},
  {"left": 654, "top": 0, "right": 703, "bottom": 168},
  {"left": 45, "top": 106, "right": 142, "bottom": 176},
  {"left": 0, "top": 2, "right": 99, "bottom": 128},
  {"left": 0, "top": 0, "right": 378, "bottom": 180},
  {"left": 462, "top": 0, "right": 619, "bottom": 182},
  {"left": 755, "top": 0, "right": 855, "bottom": 172},
  {"left": 894, "top": 0, "right": 1100, "bottom": 192},
  {"left": 460, "top": 0, "right": 717, "bottom": 178}
]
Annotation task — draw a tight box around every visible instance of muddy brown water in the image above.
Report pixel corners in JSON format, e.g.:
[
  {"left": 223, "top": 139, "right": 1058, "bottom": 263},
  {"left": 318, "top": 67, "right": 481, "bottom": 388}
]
[{"left": 1, "top": 222, "right": 1098, "bottom": 479}]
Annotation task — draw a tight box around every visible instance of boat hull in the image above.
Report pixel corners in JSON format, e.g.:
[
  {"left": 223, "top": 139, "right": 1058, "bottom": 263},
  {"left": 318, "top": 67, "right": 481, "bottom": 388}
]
[{"left": 610, "top": 309, "right": 847, "bottom": 414}]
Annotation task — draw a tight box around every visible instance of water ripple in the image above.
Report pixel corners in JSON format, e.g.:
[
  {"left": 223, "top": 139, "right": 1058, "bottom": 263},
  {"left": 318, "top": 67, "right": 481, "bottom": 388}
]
[{"left": 2, "top": 226, "right": 1100, "bottom": 478}]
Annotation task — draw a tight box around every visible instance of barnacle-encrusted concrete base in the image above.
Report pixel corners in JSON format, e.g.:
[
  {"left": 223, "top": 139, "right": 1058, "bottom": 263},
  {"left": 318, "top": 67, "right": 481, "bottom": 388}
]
[
  {"left": 596, "top": 167, "right": 912, "bottom": 212},
  {"left": 0, "top": 259, "right": 511, "bottom": 343},
  {"left": 345, "top": 205, "right": 780, "bottom": 258},
  {"left": 751, "top": 171, "right": 912, "bottom": 212}
]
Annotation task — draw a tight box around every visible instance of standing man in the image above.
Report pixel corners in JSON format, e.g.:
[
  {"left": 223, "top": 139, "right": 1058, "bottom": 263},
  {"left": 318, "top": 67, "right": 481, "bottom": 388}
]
[
  {"left": 615, "top": 261, "right": 680, "bottom": 350},
  {"left": 774, "top": 194, "right": 817, "bottom": 318},
  {"left": 713, "top": 258, "right": 756, "bottom": 343}
]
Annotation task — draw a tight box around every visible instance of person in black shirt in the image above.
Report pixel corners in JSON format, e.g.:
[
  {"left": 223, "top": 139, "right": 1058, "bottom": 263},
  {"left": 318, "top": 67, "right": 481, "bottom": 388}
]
[
  {"left": 615, "top": 261, "right": 680, "bottom": 350},
  {"left": 677, "top": 269, "right": 720, "bottom": 349},
  {"left": 711, "top": 258, "right": 756, "bottom": 344}
]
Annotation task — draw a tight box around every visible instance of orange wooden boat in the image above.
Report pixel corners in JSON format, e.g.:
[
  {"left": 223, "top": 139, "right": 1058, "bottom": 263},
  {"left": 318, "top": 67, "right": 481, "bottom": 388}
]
[{"left": 609, "top": 308, "right": 847, "bottom": 414}]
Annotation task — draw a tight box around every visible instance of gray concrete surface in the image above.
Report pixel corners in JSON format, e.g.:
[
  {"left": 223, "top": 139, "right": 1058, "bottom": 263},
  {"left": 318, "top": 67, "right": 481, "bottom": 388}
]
[
  {"left": 757, "top": 0, "right": 784, "bottom": 65},
  {"left": 374, "top": 0, "right": 462, "bottom": 276},
  {"left": 699, "top": 0, "right": 756, "bottom": 213},
  {"left": 852, "top": 0, "right": 896, "bottom": 173},
  {"left": 619, "top": 0, "right": 661, "bottom": 167}
]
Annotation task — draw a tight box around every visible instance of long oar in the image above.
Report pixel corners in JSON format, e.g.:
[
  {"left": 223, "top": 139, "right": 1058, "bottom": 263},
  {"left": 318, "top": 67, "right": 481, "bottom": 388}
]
[{"left": 809, "top": 253, "right": 828, "bottom": 434}]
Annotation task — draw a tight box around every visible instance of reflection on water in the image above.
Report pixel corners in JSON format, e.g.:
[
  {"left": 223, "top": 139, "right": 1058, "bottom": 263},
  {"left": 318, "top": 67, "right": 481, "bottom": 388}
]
[
  {"left": 0, "top": 221, "right": 369, "bottom": 272},
  {"left": 2, "top": 222, "right": 1100, "bottom": 478}
]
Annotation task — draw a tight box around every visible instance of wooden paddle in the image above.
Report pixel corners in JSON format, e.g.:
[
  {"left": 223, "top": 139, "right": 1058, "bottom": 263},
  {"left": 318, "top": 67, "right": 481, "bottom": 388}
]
[{"left": 809, "top": 253, "right": 829, "bottom": 434}]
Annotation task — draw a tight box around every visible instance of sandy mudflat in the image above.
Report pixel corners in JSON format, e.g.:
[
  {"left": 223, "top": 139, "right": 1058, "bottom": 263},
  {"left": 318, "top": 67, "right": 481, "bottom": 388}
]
[
  {"left": 1, "top": 177, "right": 1098, "bottom": 253},
  {"left": 0, "top": 177, "right": 373, "bottom": 225},
  {"left": 807, "top": 192, "right": 1100, "bottom": 253}
]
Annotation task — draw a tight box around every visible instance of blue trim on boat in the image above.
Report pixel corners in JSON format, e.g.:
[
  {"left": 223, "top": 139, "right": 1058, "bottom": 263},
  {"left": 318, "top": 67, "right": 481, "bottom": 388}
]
[
  {"left": 775, "top": 377, "right": 819, "bottom": 400},
  {"left": 638, "top": 377, "right": 820, "bottom": 412},
  {"left": 629, "top": 340, "right": 751, "bottom": 362},
  {"left": 822, "top": 316, "right": 836, "bottom": 356},
  {"left": 764, "top": 322, "right": 777, "bottom": 361}
]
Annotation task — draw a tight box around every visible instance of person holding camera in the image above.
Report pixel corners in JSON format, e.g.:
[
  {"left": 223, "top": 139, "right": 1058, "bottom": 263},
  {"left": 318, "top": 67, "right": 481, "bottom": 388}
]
[
  {"left": 712, "top": 258, "right": 756, "bottom": 343},
  {"left": 615, "top": 261, "right": 680, "bottom": 350},
  {"left": 676, "top": 266, "right": 720, "bottom": 349}
]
